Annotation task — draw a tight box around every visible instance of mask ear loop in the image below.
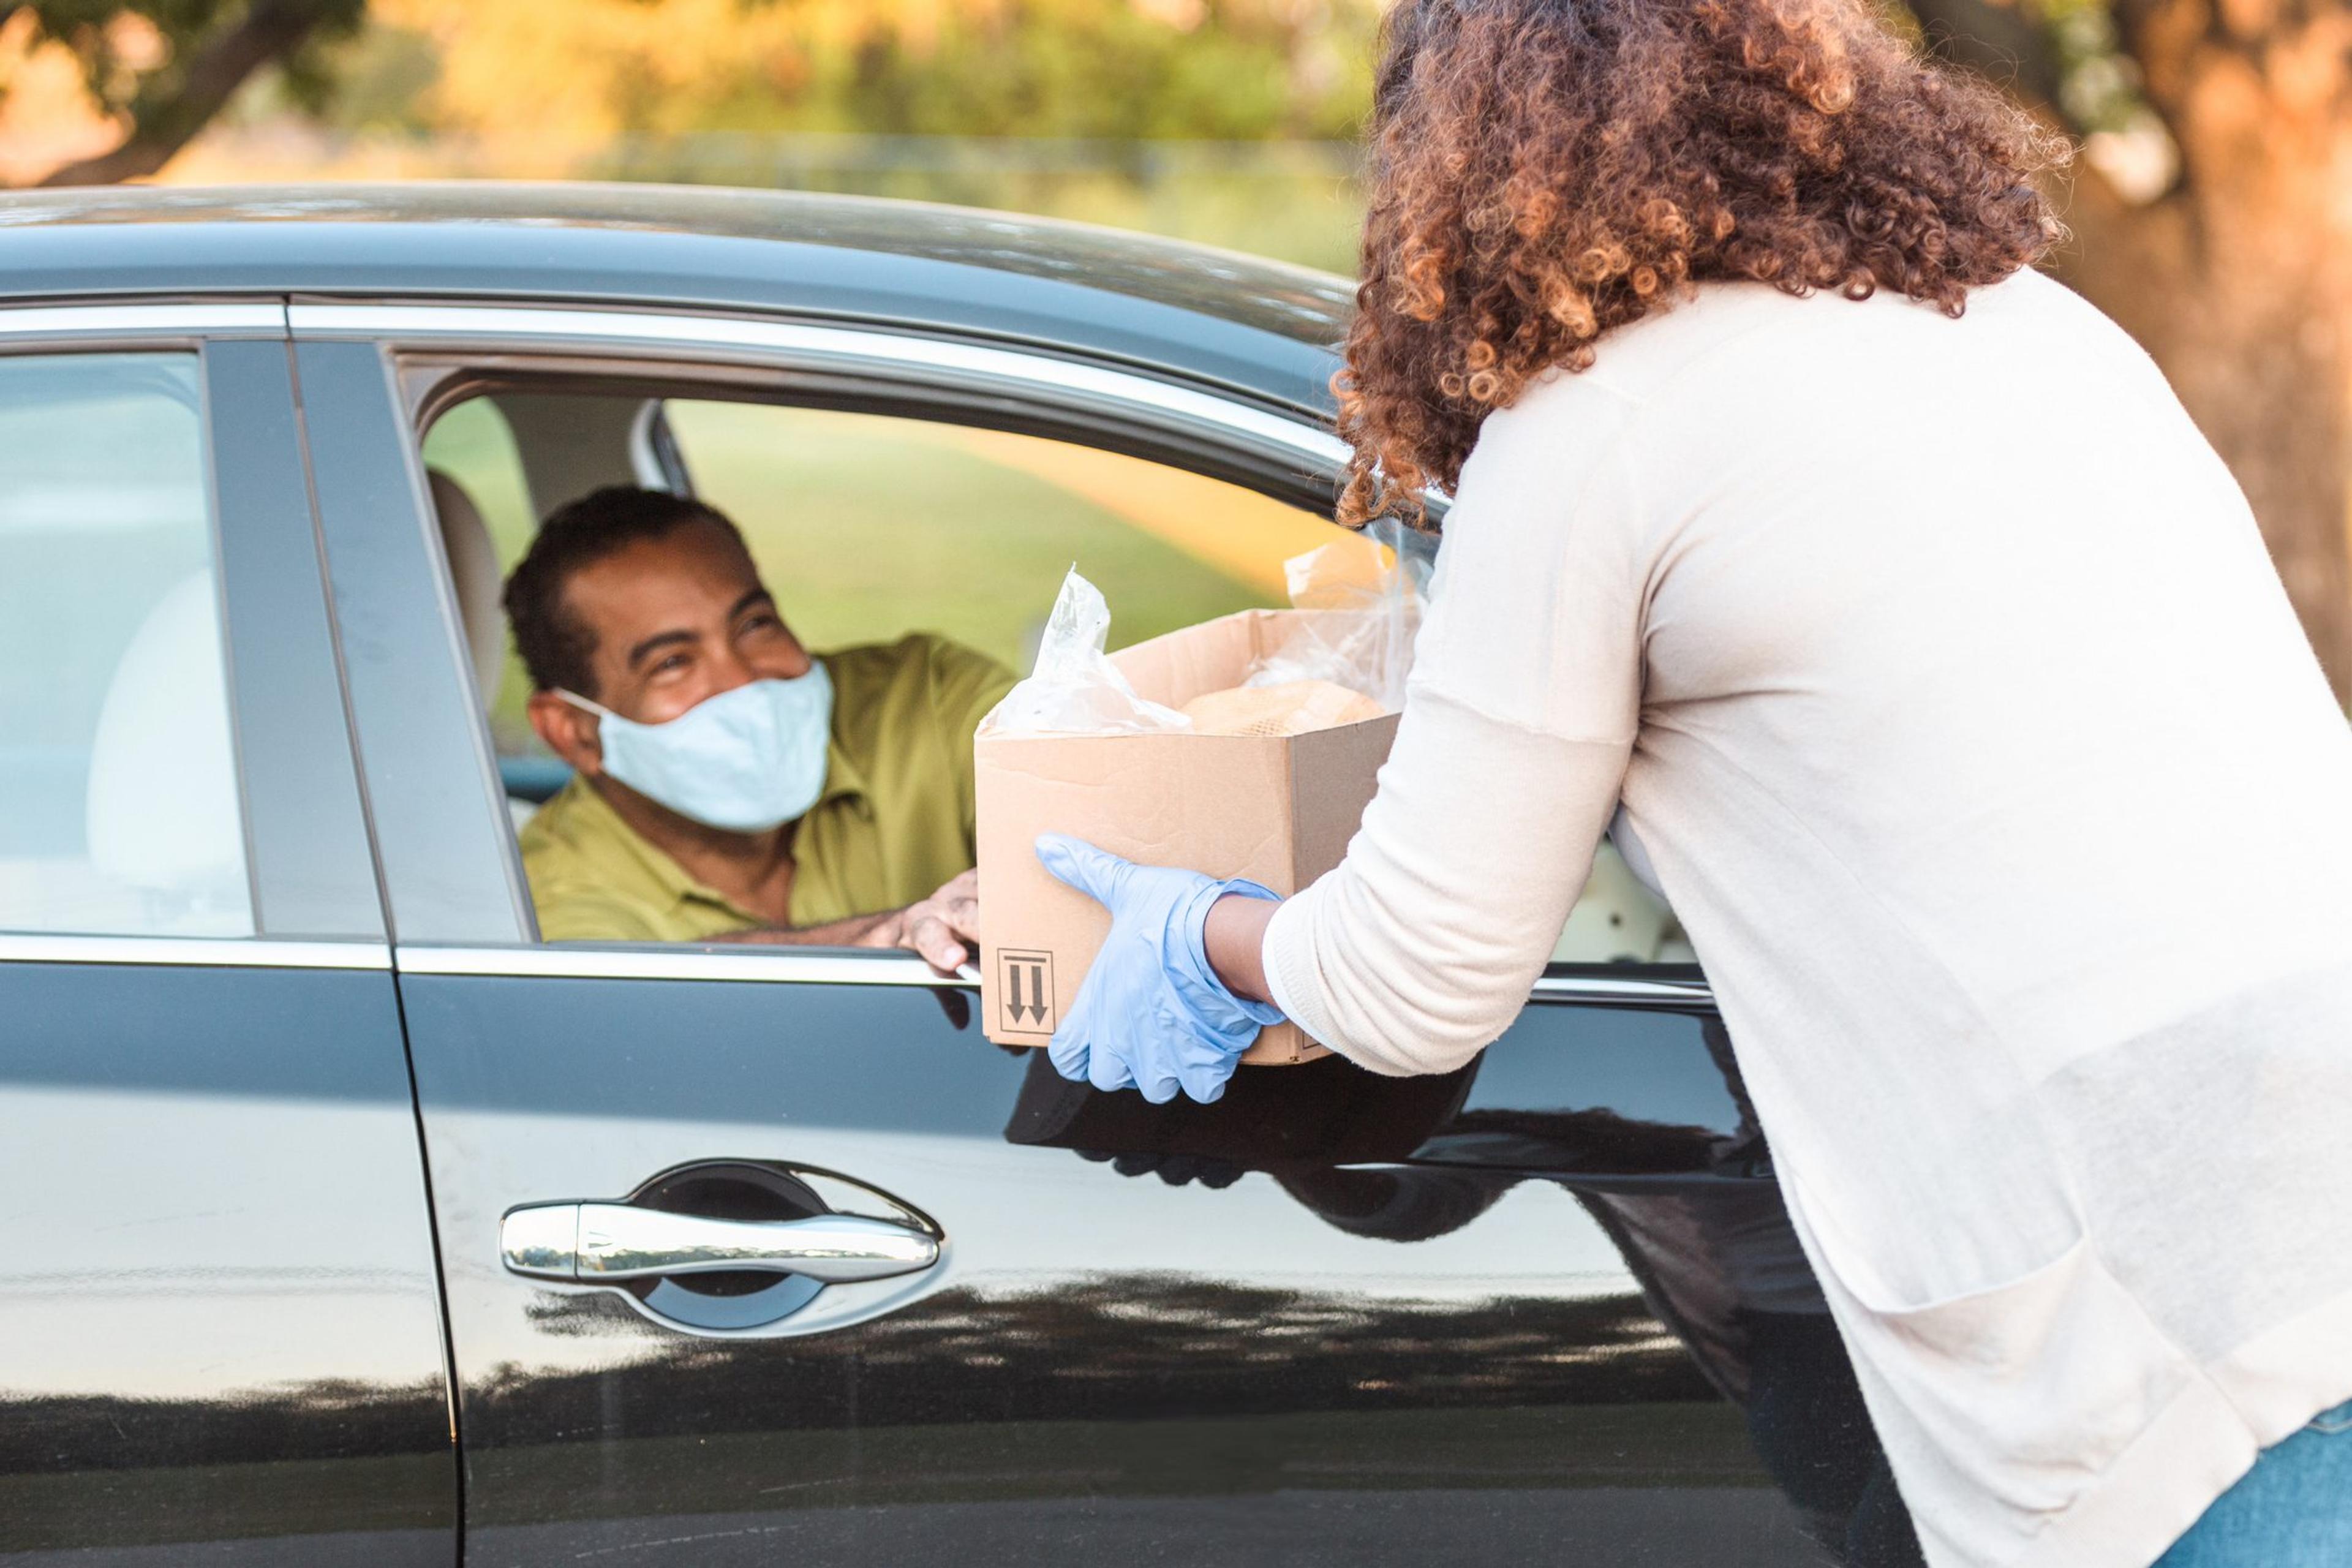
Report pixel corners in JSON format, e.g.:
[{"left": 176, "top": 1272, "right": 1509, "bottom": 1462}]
[{"left": 552, "top": 688, "right": 619, "bottom": 721}]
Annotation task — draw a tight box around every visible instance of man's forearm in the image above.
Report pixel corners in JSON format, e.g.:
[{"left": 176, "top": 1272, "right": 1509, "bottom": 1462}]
[
  {"left": 699, "top": 870, "right": 976, "bottom": 974},
  {"left": 709, "top": 910, "right": 899, "bottom": 947}
]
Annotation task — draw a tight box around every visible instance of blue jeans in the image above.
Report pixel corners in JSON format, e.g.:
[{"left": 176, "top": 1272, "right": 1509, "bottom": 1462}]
[{"left": 2154, "top": 1398, "right": 2352, "bottom": 1566}]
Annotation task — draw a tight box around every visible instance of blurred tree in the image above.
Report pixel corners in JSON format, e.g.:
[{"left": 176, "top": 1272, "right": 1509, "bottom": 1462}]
[
  {"left": 1, "top": 0, "right": 365, "bottom": 185},
  {"left": 366, "top": 0, "right": 1371, "bottom": 145},
  {"left": 1905, "top": 0, "right": 2352, "bottom": 701},
  {"left": 815, "top": 0, "right": 1369, "bottom": 140}
]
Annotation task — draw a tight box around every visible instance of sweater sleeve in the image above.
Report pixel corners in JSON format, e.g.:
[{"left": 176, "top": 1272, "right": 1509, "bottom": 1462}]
[{"left": 1261, "top": 382, "right": 1648, "bottom": 1076}]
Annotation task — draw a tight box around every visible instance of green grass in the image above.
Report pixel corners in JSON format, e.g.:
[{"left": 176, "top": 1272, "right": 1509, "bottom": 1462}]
[{"left": 665, "top": 400, "right": 1276, "bottom": 666}]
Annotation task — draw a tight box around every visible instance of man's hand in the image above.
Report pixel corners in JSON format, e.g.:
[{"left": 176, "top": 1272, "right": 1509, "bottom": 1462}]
[
  {"left": 706, "top": 870, "right": 975, "bottom": 970},
  {"left": 856, "top": 869, "right": 979, "bottom": 974}
]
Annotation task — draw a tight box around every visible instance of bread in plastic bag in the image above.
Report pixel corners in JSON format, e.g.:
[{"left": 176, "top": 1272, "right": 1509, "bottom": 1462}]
[
  {"left": 976, "top": 567, "right": 1191, "bottom": 737},
  {"left": 1181, "top": 679, "right": 1386, "bottom": 737},
  {"left": 1243, "top": 515, "right": 1432, "bottom": 712}
]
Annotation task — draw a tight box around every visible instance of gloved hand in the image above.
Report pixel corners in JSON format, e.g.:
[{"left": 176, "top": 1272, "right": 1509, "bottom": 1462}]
[{"left": 1035, "top": 833, "right": 1286, "bottom": 1104}]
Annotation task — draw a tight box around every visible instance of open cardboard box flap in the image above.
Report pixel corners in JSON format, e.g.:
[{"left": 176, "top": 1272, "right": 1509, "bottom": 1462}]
[{"left": 974, "top": 608, "right": 1398, "bottom": 1063}]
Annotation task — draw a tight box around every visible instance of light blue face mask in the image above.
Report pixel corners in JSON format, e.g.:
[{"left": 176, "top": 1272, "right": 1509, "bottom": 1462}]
[{"left": 558, "top": 665, "right": 834, "bottom": 834}]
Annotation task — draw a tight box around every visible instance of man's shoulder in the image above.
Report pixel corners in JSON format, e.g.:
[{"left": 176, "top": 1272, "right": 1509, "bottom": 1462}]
[
  {"left": 516, "top": 772, "right": 668, "bottom": 869},
  {"left": 516, "top": 775, "right": 665, "bottom": 905},
  {"left": 515, "top": 774, "right": 597, "bottom": 861},
  {"left": 832, "top": 630, "right": 1006, "bottom": 682},
  {"left": 823, "top": 632, "right": 1013, "bottom": 692},
  {"left": 515, "top": 777, "right": 752, "bottom": 942}
]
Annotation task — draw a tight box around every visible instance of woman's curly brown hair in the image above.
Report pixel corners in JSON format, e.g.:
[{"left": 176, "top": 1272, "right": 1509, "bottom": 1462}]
[{"left": 1336, "top": 0, "right": 2069, "bottom": 525}]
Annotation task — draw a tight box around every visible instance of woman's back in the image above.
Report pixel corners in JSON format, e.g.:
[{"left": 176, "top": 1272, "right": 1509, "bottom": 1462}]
[
  {"left": 1269, "top": 270, "right": 2352, "bottom": 1567},
  {"left": 1593, "top": 267, "right": 2352, "bottom": 1109}
]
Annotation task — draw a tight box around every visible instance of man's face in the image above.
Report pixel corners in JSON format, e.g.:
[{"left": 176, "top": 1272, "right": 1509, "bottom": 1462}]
[
  {"left": 564, "top": 520, "right": 810, "bottom": 723},
  {"left": 528, "top": 521, "right": 813, "bottom": 786}
]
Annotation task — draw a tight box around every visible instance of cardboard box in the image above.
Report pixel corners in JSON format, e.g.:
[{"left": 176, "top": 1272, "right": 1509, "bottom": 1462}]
[{"left": 976, "top": 608, "right": 1399, "bottom": 1064}]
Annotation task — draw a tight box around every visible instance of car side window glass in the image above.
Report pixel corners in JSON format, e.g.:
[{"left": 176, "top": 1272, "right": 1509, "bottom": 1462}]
[
  {"left": 0, "top": 352, "right": 254, "bottom": 938},
  {"left": 1553, "top": 836, "right": 1695, "bottom": 965},
  {"left": 419, "top": 394, "right": 539, "bottom": 761}
]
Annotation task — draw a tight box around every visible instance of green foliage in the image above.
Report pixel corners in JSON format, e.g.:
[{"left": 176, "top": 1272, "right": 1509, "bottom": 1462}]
[
  {"left": 303, "top": 0, "right": 1374, "bottom": 146},
  {"left": 2036, "top": 0, "right": 2149, "bottom": 136},
  {"left": 261, "top": 0, "right": 1378, "bottom": 268},
  {"left": 268, "top": 13, "right": 434, "bottom": 130},
  {"left": 815, "top": 0, "right": 1371, "bottom": 143},
  {"left": 15, "top": 0, "right": 364, "bottom": 116},
  {"left": 17, "top": 1, "right": 223, "bottom": 112}
]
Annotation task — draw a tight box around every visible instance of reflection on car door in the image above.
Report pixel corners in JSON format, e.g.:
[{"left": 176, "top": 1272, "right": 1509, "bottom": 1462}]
[
  {"left": 0, "top": 325, "right": 456, "bottom": 1562},
  {"left": 299, "top": 326, "right": 1891, "bottom": 1567}
]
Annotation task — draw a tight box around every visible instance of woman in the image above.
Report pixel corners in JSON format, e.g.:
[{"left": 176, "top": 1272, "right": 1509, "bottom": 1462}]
[{"left": 1033, "top": 0, "right": 2352, "bottom": 1563}]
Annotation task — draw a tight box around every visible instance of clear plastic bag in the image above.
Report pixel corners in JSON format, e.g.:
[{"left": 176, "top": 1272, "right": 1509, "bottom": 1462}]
[
  {"left": 1244, "top": 515, "right": 1433, "bottom": 712},
  {"left": 977, "top": 567, "right": 1191, "bottom": 737}
]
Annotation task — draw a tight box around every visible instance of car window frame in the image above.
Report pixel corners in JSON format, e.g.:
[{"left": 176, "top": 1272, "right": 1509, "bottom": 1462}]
[
  {"left": 290, "top": 300, "right": 1708, "bottom": 1009},
  {"left": 0, "top": 300, "right": 389, "bottom": 963}
]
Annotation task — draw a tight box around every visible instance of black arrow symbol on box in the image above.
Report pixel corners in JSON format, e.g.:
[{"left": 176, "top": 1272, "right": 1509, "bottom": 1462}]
[{"left": 1006, "top": 963, "right": 1036, "bottom": 1025}]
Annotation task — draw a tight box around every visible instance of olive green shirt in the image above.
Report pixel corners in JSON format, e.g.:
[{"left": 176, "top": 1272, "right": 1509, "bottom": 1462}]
[{"left": 519, "top": 634, "right": 1016, "bottom": 943}]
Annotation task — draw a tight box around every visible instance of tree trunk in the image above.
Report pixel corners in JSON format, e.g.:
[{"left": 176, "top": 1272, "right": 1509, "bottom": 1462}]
[
  {"left": 2051, "top": 2, "right": 2352, "bottom": 707},
  {"left": 32, "top": 1, "right": 326, "bottom": 188}
]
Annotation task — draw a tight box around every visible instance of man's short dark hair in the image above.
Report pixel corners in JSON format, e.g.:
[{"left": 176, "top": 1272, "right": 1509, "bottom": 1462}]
[{"left": 503, "top": 486, "right": 748, "bottom": 698}]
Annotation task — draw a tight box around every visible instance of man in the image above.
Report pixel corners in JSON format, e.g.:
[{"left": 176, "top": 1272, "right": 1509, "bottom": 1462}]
[{"left": 505, "top": 485, "right": 1013, "bottom": 970}]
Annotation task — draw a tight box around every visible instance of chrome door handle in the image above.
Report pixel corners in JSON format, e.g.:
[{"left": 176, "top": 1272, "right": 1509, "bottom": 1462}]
[{"left": 502, "top": 1202, "right": 939, "bottom": 1284}]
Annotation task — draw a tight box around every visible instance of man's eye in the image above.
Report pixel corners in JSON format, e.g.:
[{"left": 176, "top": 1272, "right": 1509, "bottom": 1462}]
[
  {"left": 651, "top": 652, "right": 690, "bottom": 675},
  {"left": 741, "top": 613, "right": 782, "bottom": 636}
]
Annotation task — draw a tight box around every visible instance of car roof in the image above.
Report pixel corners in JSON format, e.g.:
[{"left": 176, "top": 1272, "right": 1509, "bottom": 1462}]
[{"left": 0, "top": 182, "right": 1352, "bottom": 416}]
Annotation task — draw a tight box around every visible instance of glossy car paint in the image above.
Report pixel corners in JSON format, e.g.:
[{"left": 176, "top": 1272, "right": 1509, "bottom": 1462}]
[
  {"left": 0, "top": 958, "right": 456, "bottom": 1564},
  {"left": 0, "top": 337, "right": 456, "bottom": 1562},
  {"left": 398, "top": 976, "right": 1856, "bottom": 1567},
  {"left": 0, "top": 184, "right": 1350, "bottom": 417}
]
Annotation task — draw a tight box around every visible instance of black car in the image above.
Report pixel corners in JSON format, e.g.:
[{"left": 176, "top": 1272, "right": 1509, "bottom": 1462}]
[{"left": 0, "top": 184, "right": 1906, "bottom": 1567}]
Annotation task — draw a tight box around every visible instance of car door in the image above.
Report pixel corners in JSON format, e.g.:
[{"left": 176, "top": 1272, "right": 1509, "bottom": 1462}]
[
  {"left": 0, "top": 307, "right": 457, "bottom": 1562},
  {"left": 293, "top": 303, "right": 1890, "bottom": 1568}
]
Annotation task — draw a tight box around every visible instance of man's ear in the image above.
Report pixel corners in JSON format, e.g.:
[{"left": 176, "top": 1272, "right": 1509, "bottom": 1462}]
[{"left": 528, "top": 691, "right": 605, "bottom": 776}]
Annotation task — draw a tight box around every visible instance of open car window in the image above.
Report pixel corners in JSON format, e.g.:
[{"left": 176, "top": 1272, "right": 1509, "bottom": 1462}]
[
  {"left": 663, "top": 399, "right": 1336, "bottom": 674},
  {"left": 417, "top": 383, "right": 1691, "bottom": 969},
  {"left": 422, "top": 393, "right": 1335, "bottom": 805}
]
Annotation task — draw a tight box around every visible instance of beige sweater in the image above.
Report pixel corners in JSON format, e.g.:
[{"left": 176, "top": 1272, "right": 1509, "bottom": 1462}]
[{"left": 1262, "top": 269, "right": 2352, "bottom": 1568}]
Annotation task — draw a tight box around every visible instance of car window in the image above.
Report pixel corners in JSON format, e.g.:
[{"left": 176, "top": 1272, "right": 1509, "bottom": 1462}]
[
  {"left": 419, "top": 394, "right": 538, "bottom": 761},
  {"left": 0, "top": 352, "right": 253, "bottom": 937},
  {"left": 1555, "top": 837, "right": 1694, "bottom": 965},
  {"left": 426, "top": 394, "right": 1340, "bottom": 788},
  {"left": 418, "top": 386, "right": 1688, "bottom": 966}
]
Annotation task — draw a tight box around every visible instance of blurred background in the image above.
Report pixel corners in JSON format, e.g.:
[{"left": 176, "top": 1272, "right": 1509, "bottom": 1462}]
[
  {"left": 2, "top": 0, "right": 2349, "bottom": 708},
  {"left": 0, "top": 0, "right": 1379, "bottom": 268}
]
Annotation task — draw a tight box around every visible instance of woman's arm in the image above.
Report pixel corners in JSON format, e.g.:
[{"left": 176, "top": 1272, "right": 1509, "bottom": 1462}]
[
  {"left": 1247, "top": 382, "right": 1650, "bottom": 1076},
  {"left": 1203, "top": 890, "right": 1280, "bottom": 1003},
  {"left": 1040, "top": 382, "right": 1651, "bottom": 1096},
  {"left": 1255, "top": 691, "right": 1632, "bottom": 1075}
]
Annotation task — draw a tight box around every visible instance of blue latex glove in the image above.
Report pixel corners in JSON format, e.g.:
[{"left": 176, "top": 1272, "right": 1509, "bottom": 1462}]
[{"left": 1035, "top": 833, "right": 1286, "bottom": 1104}]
